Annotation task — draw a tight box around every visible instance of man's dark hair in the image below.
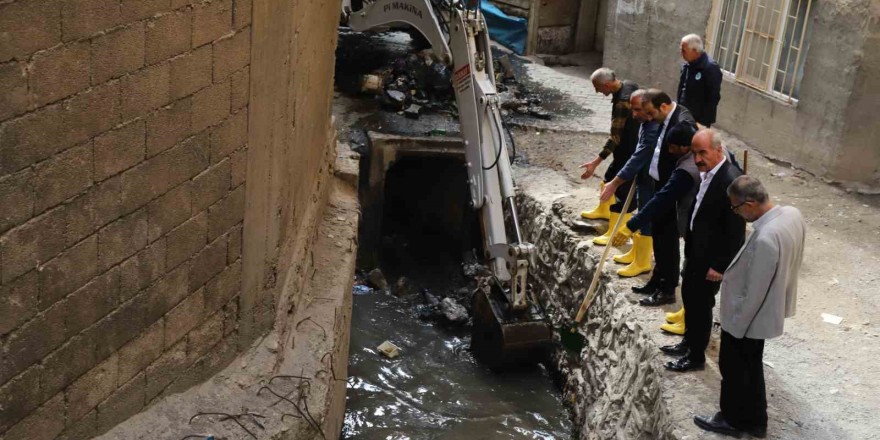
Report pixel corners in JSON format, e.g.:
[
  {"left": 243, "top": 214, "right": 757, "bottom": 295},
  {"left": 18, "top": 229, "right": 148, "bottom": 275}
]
[
  {"left": 644, "top": 88, "right": 672, "bottom": 108},
  {"left": 667, "top": 123, "right": 697, "bottom": 147}
]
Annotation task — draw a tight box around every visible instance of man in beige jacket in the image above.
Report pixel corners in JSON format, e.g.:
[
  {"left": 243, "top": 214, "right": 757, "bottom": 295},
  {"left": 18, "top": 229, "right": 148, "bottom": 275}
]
[{"left": 694, "top": 175, "right": 806, "bottom": 438}]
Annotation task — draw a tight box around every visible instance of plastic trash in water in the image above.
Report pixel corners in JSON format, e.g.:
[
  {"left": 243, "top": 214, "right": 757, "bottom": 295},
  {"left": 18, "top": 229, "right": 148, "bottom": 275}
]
[{"left": 353, "top": 284, "right": 373, "bottom": 295}]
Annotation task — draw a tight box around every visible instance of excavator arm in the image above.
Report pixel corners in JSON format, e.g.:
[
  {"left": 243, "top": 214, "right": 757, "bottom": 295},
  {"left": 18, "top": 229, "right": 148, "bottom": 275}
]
[{"left": 342, "top": 0, "right": 535, "bottom": 311}]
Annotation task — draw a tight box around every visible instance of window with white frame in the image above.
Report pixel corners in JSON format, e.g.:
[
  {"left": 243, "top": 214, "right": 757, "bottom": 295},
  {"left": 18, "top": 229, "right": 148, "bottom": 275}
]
[{"left": 707, "top": 0, "right": 813, "bottom": 102}]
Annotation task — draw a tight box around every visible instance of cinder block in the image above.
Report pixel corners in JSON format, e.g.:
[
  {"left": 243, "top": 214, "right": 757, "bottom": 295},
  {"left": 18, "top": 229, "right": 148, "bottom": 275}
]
[
  {"left": 0, "top": 271, "right": 38, "bottom": 337},
  {"left": 39, "top": 234, "right": 98, "bottom": 309},
  {"left": 66, "top": 268, "right": 120, "bottom": 336},
  {"left": 0, "top": 206, "right": 67, "bottom": 284},
  {"left": 189, "top": 235, "right": 227, "bottom": 292},
  {"left": 233, "top": 0, "right": 252, "bottom": 30},
  {"left": 63, "top": 81, "right": 122, "bottom": 147},
  {"left": 213, "top": 29, "right": 250, "bottom": 80},
  {"left": 0, "top": 301, "right": 66, "bottom": 385},
  {"left": 210, "top": 107, "right": 247, "bottom": 162},
  {"left": 94, "top": 120, "right": 146, "bottom": 182},
  {"left": 66, "top": 354, "right": 118, "bottom": 422},
  {"left": 118, "top": 161, "right": 155, "bottom": 216},
  {"left": 149, "top": 132, "right": 210, "bottom": 196},
  {"left": 186, "top": 311, "right": 223, "bottom": 362},
  {"left": 192, "top": 80, "right": 231, "bottom": 132},
  {"left": 169, "top": 45, "right": 212, "bottom": 99},
  {"left": 204, "top": 259, "right": 240, "bottom": 313},
  {"left": 0, "top": 366, "right": 42, "bottom": 433},
  {"left": 0, "top": 104, "right": 66, "bottom": 175},
  {"left": 172, "top": 0, "right": 199, "bottom": 9},
  {"left": 96, "top": 372, "right": 145, "bottom": 432},
  {"left": 55, "top": 410, "right": 97, "bottom": 440},
  {"left": 146, "top": 181, "right": 192, "bottom": 242},
  {"left": 67, "top": 176, "right": 124, "bottom": 246},
  {"left": 121, "top": 62, "right": 171, "bottom": 120},
  {"left": 117, "top": 320, "right": 163, "bottom": 384},
  {"left": 0, "top": 82, "right": 116, "bottom": 174},
  {"left": 165, "top": 212, "right": 207, "bottom": 269},
  {"left": 226, "top": 223, "right": 242, "bottom": 264},
  {"left": 97, "top": 208, "right": 149, "bottom": 272},
  {"left": 120, "top": 240, "right": 166, "bottom": 301},
  {"left": 88, "top": 294, "right": 148, "bottom": 362},
  {"left": 146, "top": 98, "right": 193, "bottom": 157},
  {"left": 146, "top": 10, "right": 192, "bottom": 65},
  {"left": 229, "top": 66, "right": 249, "bottom": 111},
  {"left": 192, "top": 0, "right": 233, "bottom": 48},
  {"left": 144, "top": 339, "right": 187, "bottom": 401},
  {"left": 2, "top": 392, "right": 65, "bottom": 440},
  {"left": 0, "top": 169, "right": 35, "bottom": 235},
  {"left": 164, "top": 288, "right": 204, "bottom": 347},
  {"left": 91, "top": 23, "right": 146, "bottom": 85},
  {"left": 62, "top": 0, "right": 122, "bottom": 41},
  {"left": 141, "top": 265, "right": 189, "bottom": 324},
  {"left": 29, "top": 41, "right": 90, "bottom": 106},
  {"left": 40, "top": 334, "right": 96, "bottom": 402},
  {"left": 207, "top": 184, "right": 244, "bottom": 240},
  {"left": 0, "top": 0, "right": 62, "bottom": 62},
  {"left": 0, "top": 61, "right": 29, "bottom": 120},
  {"left": 192, "top": 160, "right": 230, "bottom": 212},
  {"left": 229, "top": 146, "right": 247, "bottom": 188},
  {"left": 121, "top": 0, "right": 169, "bottom": 22},
  {"left": 33, "top": 142, "right": 93, "bottom": 213}
]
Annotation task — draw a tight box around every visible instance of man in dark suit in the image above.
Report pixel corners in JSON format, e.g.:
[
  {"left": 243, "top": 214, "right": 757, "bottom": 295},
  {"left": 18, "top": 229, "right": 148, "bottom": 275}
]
[
  {"left": 677, "top": 34, "right": 723, "bottom": 128},
  {"left": 665, "top": 128, "right": 745, "bottom": 372},
  {"left": 633, "top": 89, "right": 696, "bottom": 307}
]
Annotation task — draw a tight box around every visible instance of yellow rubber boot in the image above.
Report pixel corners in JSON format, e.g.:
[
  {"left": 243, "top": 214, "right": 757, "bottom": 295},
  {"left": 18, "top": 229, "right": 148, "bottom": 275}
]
[
  {"left": 581, "top": 182, "right": 615, "bottom": 220},
  {"left": 613, "top": 228, "right": 637, "bottom": 264},
  {"left": 665, "top": 307, "right": 685, "bottom": 324},
  {"left": 660, "top": 319, "right": 685, "bottom": 335},
  {"left": 617, "top": 233, "right": 653, "bottom": 277},
  {"left": 593, "top": 212, "right": 630, "bottom": 246}
]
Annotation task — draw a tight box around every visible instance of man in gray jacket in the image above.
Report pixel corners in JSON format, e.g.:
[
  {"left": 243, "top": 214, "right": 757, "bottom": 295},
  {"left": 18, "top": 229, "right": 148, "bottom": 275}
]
[{"left": 694, "top": 175, "right": 806, "bottom": 438}]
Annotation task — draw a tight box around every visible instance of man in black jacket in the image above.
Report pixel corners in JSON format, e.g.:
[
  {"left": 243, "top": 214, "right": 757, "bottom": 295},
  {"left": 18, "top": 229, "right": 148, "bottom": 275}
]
[
  {"left": 634, "top": 89, "right": 696, "bottom": 307},
  {"left": 678, "top": 34, "right": 723, "bottom": 128},
  {"left": 665, "top": 128, "right": 746, "bottom": 372}
]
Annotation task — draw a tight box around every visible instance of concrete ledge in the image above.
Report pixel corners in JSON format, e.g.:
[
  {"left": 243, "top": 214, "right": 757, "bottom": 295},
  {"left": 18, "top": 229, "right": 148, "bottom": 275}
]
[{"left": 95, "top": 164, "right": 359, "bottom": 440}]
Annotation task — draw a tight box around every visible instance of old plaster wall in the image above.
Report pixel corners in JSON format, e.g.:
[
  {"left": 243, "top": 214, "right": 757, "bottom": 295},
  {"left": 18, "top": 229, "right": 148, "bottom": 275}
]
[
  {"left": 602, "top": 0, "right": 879, "bottom": 188},
  {"left": 241, "top": 0, "right": 340, "bottom": 350}
]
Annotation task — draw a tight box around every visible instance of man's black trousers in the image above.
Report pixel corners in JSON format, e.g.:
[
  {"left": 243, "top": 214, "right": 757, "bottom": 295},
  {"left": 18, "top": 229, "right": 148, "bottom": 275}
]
[
  {"left": 647, "top": 206, "right": 679, "bottom": 293},
  {"left": 681, "top": 267, "right": 721, "bottom": 363},
  {"left": 720, "top": 330, "right": 768, "bottom": 431}
]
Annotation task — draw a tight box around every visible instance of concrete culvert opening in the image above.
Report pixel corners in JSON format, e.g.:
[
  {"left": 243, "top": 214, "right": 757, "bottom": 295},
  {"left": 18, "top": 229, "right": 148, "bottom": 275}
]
[{"left": 343, "top": 133, "right": 573, "bottom": 438}]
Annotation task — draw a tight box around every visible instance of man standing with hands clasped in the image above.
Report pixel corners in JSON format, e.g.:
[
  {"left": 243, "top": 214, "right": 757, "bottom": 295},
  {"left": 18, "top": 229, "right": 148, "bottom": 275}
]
[{"left": 694, "top": 175, "right": 806, "bottom": 438}]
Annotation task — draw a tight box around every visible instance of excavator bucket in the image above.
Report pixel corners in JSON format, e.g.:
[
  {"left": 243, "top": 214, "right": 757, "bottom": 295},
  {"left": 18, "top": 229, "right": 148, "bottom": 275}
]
[{"left": 471, "top": 281, "right": 552, "bottom": 369}]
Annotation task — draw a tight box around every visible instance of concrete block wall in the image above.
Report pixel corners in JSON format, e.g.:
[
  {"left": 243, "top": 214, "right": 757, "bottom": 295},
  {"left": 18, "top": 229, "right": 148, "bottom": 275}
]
[
  {"left": 0, "top": 0, "right": 252, "bottom": 438},
  {"left": 601, "top": 0, "right": 879, "bottom": 188}
]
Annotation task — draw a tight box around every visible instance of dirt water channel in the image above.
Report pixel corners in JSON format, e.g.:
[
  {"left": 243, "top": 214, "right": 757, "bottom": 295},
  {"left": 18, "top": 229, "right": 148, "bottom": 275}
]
[{"left": 341, "top": 208, "right": 573, "bottom": 440}]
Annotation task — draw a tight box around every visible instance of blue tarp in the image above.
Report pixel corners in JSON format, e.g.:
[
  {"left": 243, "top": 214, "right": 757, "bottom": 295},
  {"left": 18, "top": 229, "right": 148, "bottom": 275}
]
[{"left": 480, "top": 2, "right": 528, "bottom": 55}]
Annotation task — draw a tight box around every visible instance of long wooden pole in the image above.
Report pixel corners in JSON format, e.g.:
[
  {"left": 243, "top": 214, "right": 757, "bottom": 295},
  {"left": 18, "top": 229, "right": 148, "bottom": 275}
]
[{"left": 574, "top": 182, "right": 637, "bottom": 323}]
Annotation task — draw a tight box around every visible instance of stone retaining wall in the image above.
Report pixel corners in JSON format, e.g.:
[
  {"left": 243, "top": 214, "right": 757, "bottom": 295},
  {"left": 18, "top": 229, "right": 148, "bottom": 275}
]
[{"left": 516, "top": 193, "right": 677, "bottom": 440}]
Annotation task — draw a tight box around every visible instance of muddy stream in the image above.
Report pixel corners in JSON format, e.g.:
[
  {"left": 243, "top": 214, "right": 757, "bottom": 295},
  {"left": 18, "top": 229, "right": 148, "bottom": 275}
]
[{"left": 342, "top": 253, "right": 573, "bottom": 439}]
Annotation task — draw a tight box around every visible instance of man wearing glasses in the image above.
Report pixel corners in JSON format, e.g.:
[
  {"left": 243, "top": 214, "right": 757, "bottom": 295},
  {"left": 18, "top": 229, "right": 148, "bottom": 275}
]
[{"left": 694, "top": 175, "right": 806, "bottom": 438}]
